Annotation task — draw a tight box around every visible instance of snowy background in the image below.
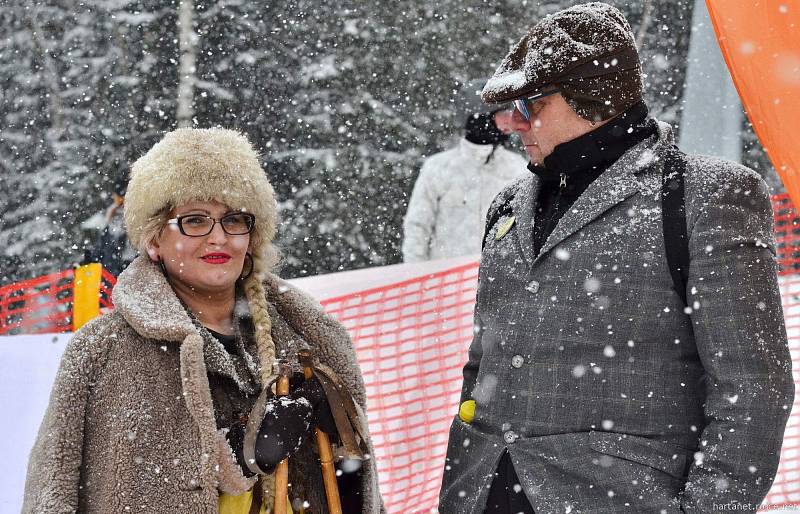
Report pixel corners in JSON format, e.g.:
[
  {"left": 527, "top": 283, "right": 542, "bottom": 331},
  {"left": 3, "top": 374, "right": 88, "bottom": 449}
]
[
  {"left": 2, "top": 1, "right": 796, "bottom": 511},
  {"left": 0, "top": 0, "right": 781, "bottom": 287}
]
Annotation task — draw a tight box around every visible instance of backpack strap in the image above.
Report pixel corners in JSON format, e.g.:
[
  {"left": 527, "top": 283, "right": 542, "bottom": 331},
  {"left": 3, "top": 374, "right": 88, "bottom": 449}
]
[{"left": 661, "top": 145, "right": 690, "bottom": 306}]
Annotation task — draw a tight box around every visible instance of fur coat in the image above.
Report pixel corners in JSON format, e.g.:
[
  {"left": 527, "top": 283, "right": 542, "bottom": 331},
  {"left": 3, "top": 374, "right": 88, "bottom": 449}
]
[{"left": 22, "top": 256, "right": 384, "bottom": 513}]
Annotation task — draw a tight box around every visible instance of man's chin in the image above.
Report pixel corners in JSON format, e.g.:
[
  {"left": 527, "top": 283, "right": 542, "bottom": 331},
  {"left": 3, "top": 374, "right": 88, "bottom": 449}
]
[{"left": 523, "top": 145, "right": 542, "bottom": 164}]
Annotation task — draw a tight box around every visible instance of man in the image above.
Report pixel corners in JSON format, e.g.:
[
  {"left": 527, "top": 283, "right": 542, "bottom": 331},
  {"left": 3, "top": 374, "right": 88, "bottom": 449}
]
[
  {"left": 83, "top": 174, "right": 134, "bottom": 276},
  {"left": 438, "top": 3, "right": 794, "bottom": 514},
  {"left": 402, "top": 111, "right": 527, "bottom": 262}
]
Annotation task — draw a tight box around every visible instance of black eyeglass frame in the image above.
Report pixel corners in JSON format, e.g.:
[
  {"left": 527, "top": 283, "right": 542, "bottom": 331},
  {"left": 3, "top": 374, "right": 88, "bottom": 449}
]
[
  {"left": 166, "top": 212, "right": 256, "bottom": 237},
  {"left": 512, "top": 88, "right": 561, "bottom": 120}
]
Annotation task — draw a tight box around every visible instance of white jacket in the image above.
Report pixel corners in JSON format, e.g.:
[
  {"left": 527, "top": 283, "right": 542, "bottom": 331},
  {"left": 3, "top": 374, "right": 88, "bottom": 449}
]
[{"left": 402, "top": 138, "right": 528, "bottom": 262}]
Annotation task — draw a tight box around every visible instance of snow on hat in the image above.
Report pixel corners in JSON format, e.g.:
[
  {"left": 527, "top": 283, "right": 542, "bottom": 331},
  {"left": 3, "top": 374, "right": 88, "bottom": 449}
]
[
  {"left": 125, "top": 128, "right": 280, "bottom": 374},
  {"left": 125, "top": 127, "right": 277, "bottom": 265},
  {"left": 482, "top": 2, "right": 643, "bottom": 121}
]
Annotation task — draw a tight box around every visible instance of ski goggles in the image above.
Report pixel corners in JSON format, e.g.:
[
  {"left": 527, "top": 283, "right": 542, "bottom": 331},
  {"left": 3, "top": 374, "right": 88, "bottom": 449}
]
[{"left": 512, "top": 88, "right": 561, "bottom": 120}]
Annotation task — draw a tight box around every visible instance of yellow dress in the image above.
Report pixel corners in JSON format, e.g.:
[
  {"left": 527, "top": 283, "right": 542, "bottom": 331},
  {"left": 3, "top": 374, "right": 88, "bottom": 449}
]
[{"left": 219, "top": 489, "right": 295, "bottom": 514}]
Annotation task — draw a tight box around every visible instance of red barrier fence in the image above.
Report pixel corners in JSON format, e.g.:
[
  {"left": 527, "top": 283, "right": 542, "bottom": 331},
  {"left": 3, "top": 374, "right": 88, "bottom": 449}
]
[
  {"left": 0, "top": 267, "right": 116, "bottom": 335},
  {"left": 0, "top": 269, "right": 74, "bottom": 335},
  {"left": 768, "top": 274, "right": 800, "bottom": 507},
  {"left": 321, "top": 262, "right": 480, "bottom": 512}
]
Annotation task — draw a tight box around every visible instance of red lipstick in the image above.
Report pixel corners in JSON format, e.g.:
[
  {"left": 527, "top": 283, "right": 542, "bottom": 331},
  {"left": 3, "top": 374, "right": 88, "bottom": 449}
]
[{"left": 201, "top": 252, "right": 231, "bottom": 264}]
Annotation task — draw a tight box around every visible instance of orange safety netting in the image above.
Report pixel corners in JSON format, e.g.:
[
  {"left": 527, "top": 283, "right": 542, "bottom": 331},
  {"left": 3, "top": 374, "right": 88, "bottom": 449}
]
[
  {"left": 707, "top": 0, "right": 800, "bottom": 206},
  {"left": 0, "top": 268, "right": 116, "bottom": 335},
  {"left": 320, "top": 262, "right": 479, "bottom": 512},
  {"left": 0, "top": 270, "right": 74, "bottom": 335}
]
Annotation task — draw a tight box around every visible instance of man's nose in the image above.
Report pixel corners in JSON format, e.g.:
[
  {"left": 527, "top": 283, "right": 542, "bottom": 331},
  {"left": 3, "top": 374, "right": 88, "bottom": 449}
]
[{"left": 509, "top": 108, "right": 532, "bottom": 133}]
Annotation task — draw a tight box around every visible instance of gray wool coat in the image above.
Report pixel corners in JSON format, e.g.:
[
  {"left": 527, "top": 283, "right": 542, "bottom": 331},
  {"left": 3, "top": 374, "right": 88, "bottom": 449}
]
[
  {"left": 22, "top": 256, "right": 384, "bottom": 513},
  {"left": 438, "top": 121, "right": 795, "bottom": 514}
]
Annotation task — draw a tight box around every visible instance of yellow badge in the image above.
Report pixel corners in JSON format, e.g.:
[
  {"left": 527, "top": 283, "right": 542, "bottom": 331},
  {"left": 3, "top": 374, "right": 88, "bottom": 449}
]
[
  {"left": 459, "top": 400, "right": 476, "bottom": 424},
  {"left": 495, "top": 216, "right": 516, "bottom": 240}
]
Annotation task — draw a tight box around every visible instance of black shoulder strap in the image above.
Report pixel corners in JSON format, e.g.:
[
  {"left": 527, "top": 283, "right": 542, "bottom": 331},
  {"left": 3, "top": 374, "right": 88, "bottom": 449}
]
[{"left": 661, "top": 145, "right": 690, "bottom": 306}]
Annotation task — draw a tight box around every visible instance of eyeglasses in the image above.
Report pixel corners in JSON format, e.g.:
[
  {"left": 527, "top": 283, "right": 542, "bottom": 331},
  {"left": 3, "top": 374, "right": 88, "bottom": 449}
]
[
  {"left": 512, "top": 88, "right": 560, "bottom": 120},
  {"left": 167, "top": 212, "right": 255, "bottom": 237}
]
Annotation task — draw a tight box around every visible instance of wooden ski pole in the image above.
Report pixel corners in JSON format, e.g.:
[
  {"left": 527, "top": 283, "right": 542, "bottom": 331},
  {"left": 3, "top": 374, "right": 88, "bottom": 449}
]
[
  {"left": 273, "top": 362, "right": 291, "bottom": 514},
  {"left": 299, "top": 350, "right": 343, "bottom": 514}
]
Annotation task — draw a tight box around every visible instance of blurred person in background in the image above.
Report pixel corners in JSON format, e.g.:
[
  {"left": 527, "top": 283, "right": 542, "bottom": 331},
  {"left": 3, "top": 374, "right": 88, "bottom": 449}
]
[
  {"left": 402, "top": 111, "right": 528, "bottom": 262},
  {"left": 82, "top": 173, "right": 135, "bottom": 276}
]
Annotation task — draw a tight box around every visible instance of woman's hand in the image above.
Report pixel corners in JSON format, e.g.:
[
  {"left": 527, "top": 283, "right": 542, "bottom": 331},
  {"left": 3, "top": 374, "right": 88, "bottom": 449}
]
[{"left": 230, "top": 374, "right": 336, "bottom": 474}]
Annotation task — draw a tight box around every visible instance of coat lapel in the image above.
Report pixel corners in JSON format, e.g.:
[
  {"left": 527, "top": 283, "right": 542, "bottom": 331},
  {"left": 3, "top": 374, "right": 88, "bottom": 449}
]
[
  {"left": 534, "top": 128, "right": 666, "bottom": 261},
  {"left": 510, "top": 174, "right": 541, "bottom": 267},
  {"left": 113, "top": 256, "right": 196, "bottom": 342}
]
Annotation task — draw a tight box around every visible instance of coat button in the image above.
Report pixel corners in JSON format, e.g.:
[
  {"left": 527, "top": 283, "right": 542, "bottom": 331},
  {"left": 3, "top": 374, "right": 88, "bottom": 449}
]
[
  {"left": 503, "top": 430, "right": 518, "bottom": 444},
  {"left": 511, "top": 355, "right": 524, "bottom": 368},
  {"left": 525, "top": 280, "right": 540, "bottom": 294}
]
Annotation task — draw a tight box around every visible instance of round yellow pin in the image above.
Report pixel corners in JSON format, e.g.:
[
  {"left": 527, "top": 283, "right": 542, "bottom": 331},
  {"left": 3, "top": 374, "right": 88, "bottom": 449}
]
[{"left": 459, "top": 400, "right": 476, "bottom": 423}]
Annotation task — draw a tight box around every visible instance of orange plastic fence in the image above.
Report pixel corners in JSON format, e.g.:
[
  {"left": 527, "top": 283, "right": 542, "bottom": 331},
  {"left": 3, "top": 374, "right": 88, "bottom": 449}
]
[
  {"left": 0, "top": 267, "right": 117, "bottom": 336},
  {"left": 320, "top": 262, "right": 479, "bottom": 512},
  {"left": 0, "top": 269, "right": 74, "bottom": 335},
  {"left": 769, "top": 273, "right": 800, "bottom": 507}
]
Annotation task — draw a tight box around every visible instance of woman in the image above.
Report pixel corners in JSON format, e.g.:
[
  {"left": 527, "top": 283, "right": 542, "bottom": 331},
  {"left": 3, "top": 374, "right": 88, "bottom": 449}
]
[{"left": 22, "top": 128, "right": 384, "bottom": 513}]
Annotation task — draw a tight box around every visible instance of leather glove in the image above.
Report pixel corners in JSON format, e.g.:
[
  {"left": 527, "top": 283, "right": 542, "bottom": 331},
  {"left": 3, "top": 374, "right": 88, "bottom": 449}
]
[{"left": 237, "top": 374, "right": 337, "bottom": 473}]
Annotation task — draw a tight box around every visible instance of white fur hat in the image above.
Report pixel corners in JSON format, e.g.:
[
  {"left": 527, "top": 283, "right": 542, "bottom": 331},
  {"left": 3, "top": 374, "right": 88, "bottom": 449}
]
[{"left": 125, "top": 127, "right": 277, "bottom": 274}]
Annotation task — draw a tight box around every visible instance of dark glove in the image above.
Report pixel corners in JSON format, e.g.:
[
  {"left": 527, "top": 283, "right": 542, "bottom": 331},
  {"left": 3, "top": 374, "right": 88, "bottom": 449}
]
[{"left": 250, "top": 374, "right": 337, "bottom": 473}]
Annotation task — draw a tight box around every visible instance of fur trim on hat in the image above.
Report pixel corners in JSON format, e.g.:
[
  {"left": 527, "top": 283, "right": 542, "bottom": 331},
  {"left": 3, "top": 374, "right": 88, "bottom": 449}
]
[{"left": 125, "top": 128, "right": 277, "bottom": 276}]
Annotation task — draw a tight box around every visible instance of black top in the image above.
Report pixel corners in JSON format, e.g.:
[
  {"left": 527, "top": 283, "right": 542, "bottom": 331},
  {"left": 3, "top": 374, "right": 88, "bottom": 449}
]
[
  {"left": 528, "top": 101, "right": 656, "bottom": 257},
  {"left": 207, "top": 328, "right": 238, "bottom": 354}
]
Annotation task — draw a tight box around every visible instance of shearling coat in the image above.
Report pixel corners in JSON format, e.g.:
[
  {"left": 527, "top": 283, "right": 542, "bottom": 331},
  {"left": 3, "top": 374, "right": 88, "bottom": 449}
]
[
  {"left": 22, "top": 256, "right": 384, "bottom": 513},
  {"left": 402, "top": 138, "right": 528, "bottom": 262},
  {"left": 438, "top": 121, "right": 795, "bottom": 513}
]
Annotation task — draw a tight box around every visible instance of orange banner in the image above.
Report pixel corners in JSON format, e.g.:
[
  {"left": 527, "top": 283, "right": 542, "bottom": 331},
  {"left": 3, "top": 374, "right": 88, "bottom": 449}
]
[{"left": 706, "top": 0, "right": 800, "bottom": 204}]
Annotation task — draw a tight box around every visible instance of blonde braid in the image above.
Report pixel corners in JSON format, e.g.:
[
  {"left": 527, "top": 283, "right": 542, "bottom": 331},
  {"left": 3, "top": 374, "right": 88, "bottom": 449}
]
[
  {"left": 243, "top": 251, "right": 276, "bottom": 384},
  {"left": 242, "top": 252, "right": 280, "bottom": 506}
]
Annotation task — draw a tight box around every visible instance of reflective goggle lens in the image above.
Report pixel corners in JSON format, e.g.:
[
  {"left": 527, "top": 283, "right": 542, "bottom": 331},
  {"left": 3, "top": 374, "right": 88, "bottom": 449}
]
[{"left": 513, "top": 99, "right": 530, "bottom": 120}]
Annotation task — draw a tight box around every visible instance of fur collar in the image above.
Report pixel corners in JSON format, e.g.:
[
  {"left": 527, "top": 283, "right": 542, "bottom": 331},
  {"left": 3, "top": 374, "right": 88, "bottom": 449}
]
[{"left": 113, "top": 255, "right": 338, "bottom": 351}]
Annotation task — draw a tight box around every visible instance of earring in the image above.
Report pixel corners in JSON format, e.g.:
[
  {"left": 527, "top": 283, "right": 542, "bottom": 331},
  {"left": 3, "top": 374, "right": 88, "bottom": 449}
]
[
  {"left": 157, "top": 257, "right": 169, "bottom": 277},
  {"left": 239, "top": 253, "right": 254, "bottom": 280}
]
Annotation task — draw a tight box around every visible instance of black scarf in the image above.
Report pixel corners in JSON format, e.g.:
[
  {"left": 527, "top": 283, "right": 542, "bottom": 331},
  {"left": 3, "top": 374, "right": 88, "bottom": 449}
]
[{"left": 528, "top": 101, "right": 656, "bottom": 257}]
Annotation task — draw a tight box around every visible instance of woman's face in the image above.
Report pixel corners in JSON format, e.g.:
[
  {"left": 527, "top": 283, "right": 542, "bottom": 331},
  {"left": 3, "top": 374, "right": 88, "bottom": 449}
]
[{"left": 149, "top": 200, "right": 251, "bottom": 295}]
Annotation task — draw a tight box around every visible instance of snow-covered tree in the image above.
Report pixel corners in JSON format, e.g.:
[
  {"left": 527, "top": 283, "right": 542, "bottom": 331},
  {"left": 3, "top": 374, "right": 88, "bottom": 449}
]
[{"left": 1, "top": 0, "right": 780, "bottom": 284}]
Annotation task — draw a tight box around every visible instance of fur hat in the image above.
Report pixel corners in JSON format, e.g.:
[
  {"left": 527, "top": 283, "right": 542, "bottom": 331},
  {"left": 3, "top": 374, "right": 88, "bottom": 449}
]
[
  {"left": 482, "top": 2, "right": 643, "bottom": 121},
  {"left": 125, "top": 128, "right": 277, "bottom": 270},
  {"left": 125, "top": 127, "right": 280, "bottom": 375}
]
